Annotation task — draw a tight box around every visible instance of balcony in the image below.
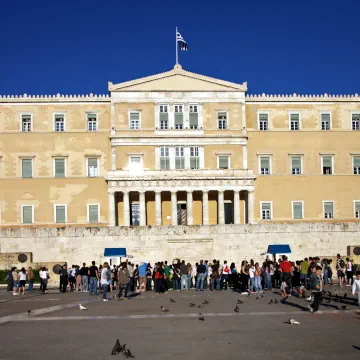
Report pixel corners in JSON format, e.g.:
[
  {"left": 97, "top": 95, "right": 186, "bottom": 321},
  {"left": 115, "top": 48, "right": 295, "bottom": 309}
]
[{"left": 107, "top": 168, "right": 255, "bottom": 181}]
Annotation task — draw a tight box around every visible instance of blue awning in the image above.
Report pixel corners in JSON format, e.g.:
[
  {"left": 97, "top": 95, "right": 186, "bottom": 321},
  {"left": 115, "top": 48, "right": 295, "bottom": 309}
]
[
  {"left": 267, "top": 245, "right": 291, "bottom": 254},
  {"left": 104, "top": 248, "right": 127, "bottom": 257}
]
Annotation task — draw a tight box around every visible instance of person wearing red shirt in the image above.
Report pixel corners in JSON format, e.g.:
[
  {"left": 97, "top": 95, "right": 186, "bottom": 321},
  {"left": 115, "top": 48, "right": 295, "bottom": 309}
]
[{"left": 279, "top": 256, "right": 293, "bottom": 290}]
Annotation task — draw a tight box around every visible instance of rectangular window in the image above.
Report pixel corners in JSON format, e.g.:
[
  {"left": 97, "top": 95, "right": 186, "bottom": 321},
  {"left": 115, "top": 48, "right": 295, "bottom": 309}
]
[
  {"left": 175, "top": 147, "right": 185, "bottom": 169},
  {"left": 22, "top": 205, "right": 34, "bottom": 224},
  {"left": 217, "top": 112, "right": 227, "bottom": 129},
  {"left": 355, "top": 201, "right": 360, "bottom": 219},
  {"left": 88, "top": 204, "right": 99, "bottom": 223},
  {"left": 321, "top": 113, "right": 331, "bottom": 130},
  {"left": 292, "top": 201, "right": 303, "bottom": 219},
  {"left": 258, "top": 113, "right": 268, "bottom": 131},
  {"left": 54, "top": 114, "right": 65, "bottom": 132},
  {"left": 87, "top": 113, "right": 97, "bottom": 131},
  {"left": 218, "top": 156, "right": 229, "bottom": 169},
  {"left": 290, "top": 113, "right": 300, "bottom": 131},
  {"left": 87, "top": 158, "right": 99, "bottom": 177},
  {"left": 260, "top": 156, "right": 270, "bottom": 175},
  {"left": 54, "top": 158, "right": 65, "bottom": 178},
  {"left": 131, "top": 203, "right": 140, "bottom": 226},
  {"left": 323, "top": 201, "right": 334, "bottom": 219},
  {"left": 261, "top": 202, "right": 272, "bottom": 220},
  {"left": 322, "top": 156, "right": 333, "bottom": 175},
  {"left": 21, "top": 159, "right": 33, "bottom": 178},
  {"left": 55, "top": 205, "right": 66, "bottom": 224},
  {"left": 160, "top": 146, "right": 170, "bottom": 170},
  {"left": 190, "top": 146, "right": 200, "bottom": 169},
  {"left": 352, "top": 113, "right": 360, "bottom": 130},
  {"left": 174, "top": 105, "right": 183, "bottom": 129},
  {"left": 129, "top": 156, "right": 142, "bottom": 173},
  {"left": 159, "top": 104, "right": 168, "bottom": 129},
  {"left": 291, "top": 156, "right": 302, "bottom": 175},
  {"left": 129, "top": 112, "right": 140, "bottom": 130},
  {"left": 189, "top": 104, "right": 199, "bottom": 129},
  {"left": 353, "top": 156, "right": 360, "bottom": 175},
  {"left": 21, "top": 114, "right": 32, "bottom": 132}
]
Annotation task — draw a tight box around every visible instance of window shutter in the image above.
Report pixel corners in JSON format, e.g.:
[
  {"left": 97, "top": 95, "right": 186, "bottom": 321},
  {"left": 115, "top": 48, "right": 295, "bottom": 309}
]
[
  {"left": 88, "top": 158, "right": 98, "bottom": 176},
  {"left": 291, "top": 114, "right": 299, "bottom": 121},
  {"left": 219, "top": 156, "right": 228, "bottom": 169},
  {"left": 175, "top": 157, "right": 182, "bottom": 169},
  {"left": 259, "top": 114, "right": 268, "bottom": 121},
  {"left": 292, "top": 157, "right": 301, "bottom": 168},
  {"left": 293, "top": 203, "right": 302, "bottom": 219},
  {"left": 55, "top": 159, "right": 65, "bottom": 177},
  {"left": 218, "top": 112, "right": 227, "bottom": 120},
  {"left": 89, "top": 205, "right": 99, "bottom": 223},
  {"left": 261, "top": 157, "right": 270, "bottom": 168},
  {"left": 355, "top": 202, "right": 360, "bottom": 214},
  {"left": 353, "top": 157, "right": 360, "bottom": 167},
  {"left": 130, "top": 112, "right": 139, "bottom": 121},
  {"left": 189, "top": 113, "right": 198, "bottom": 127},
  {"left": 324, "top": 202, "right": 333, "bottom": 214},
  {"left": 22, "top": 206, "right": 33, "bottom": 224},
  {"left": 174, "top": 113, "right": 183, "bottom": 126},
  {"left": 160, "top": 112, "right": 168, "bottom": 121},
  {"left": 190, "top": 157, "right": 198, "bottom": 169},
  {"left": 322, "top": 157, "right": 332, "bottom": 167},
  {"left": 56, "top": 206, "right": 66, "bottom": 223},
  {"left": 160, "top": 158, "right": 167, "bottom": 170},
  {"left": 321, "top": 114, "right": 330, "bottom": 122},
  {"left": 262, "top": 203, "right": 271, "bottom": 211},
  {"left": 22, "top": 159, "right": 32, "bottom": 178}
]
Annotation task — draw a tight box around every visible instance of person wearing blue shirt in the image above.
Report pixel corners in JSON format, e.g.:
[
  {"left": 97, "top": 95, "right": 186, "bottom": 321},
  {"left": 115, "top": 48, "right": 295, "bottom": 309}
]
[{"left": 138, "top": 262, "right": 148, "bottom": 293}]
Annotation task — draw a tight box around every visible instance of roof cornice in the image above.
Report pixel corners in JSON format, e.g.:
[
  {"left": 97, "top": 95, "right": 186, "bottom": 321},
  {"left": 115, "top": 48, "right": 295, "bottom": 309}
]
[{"left": 246, "top": 93, "right": 360, "bottom": 102}]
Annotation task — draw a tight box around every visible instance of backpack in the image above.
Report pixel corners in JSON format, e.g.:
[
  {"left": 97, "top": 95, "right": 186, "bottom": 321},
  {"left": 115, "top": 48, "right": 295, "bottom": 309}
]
[
  {"left": 224, "top": 265, "right": 229, "bottom": 273},
  {"left": 339, "top": 259, "right": 345, "bottom": 268}
]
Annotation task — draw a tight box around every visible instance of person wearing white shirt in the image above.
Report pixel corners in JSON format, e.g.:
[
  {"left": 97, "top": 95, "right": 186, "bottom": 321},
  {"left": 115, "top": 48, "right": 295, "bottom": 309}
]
[
  {"left": 248, "top": 264, "right": 255, "bottom": 292},
  {"left": 346, "top": 258, "right": 353, "bottom": 286},
  {"left": 39, "top": 267, "right": 49, "bottom": 293},
  {"left": 18, "top": 268, "right": 27, "bottom": 295},
  {"left": 100, "top": 263, "right": 109, "bottom": 302},
  {"left": 352, "top": 271, "right": 360, "bottom": 309}
]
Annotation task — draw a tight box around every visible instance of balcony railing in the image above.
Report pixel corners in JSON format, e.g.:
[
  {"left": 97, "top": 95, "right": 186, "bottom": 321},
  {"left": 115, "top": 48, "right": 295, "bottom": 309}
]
[{"left": 107, "top": 168, "right": 255, "bottom": 180}]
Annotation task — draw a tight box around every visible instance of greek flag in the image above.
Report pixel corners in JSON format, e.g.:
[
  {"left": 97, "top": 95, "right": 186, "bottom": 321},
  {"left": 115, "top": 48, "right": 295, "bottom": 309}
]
[{"left": 177, "top": 30, "right": 188, "bottom": 51}]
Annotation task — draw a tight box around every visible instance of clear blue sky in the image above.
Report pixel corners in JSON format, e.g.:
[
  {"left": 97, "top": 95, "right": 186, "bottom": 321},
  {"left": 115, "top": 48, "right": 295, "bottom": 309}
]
[{"left": 1, "top": 0, "right": 359, "bottom": 95}]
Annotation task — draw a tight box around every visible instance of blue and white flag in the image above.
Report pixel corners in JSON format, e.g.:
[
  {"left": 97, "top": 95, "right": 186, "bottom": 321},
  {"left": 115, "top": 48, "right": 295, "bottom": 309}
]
[{"left": 177, "top": 30, "right": 188, "bottom": 51}]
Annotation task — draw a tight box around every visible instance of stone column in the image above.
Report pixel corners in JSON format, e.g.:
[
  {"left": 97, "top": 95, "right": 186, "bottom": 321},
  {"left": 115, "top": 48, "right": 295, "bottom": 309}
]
[
  {"left": 248, "top": 189, "right": 255, "bottom": 224},
  {"left": 108, "top": 191, "right": 116, "bottom": 226},
  {"left": 171, "top": 191, "right": 177, "bottom": 225},
  {"left": 187, "top": 190, "right": 193, "bottom": 225},
  {"left": 123, "top": 191, "right": 130, "bottom": 226},
  {"left": 139, "top": 191, "right": 146, "bottom": 226},
  {"left": 234, "top": 190, "right": 240, "bottom": 225},
  {"left": 242, "top": 144, "right": 248, "bottom": 169},
  {"left": 155, "top": 190, "right": 162, "bottom": 226},
  {"left": 218, "top": 190, "right": 225, "bottom": 225},
  {"left": 202, "top": 190, "right": 209, "bottom": 225}
]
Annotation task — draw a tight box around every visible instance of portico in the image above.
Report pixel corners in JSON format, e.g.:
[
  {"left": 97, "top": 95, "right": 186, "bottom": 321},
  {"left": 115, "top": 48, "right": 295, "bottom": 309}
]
[{"left": 107, "top": 169, "right": 256, "bottom": 226}]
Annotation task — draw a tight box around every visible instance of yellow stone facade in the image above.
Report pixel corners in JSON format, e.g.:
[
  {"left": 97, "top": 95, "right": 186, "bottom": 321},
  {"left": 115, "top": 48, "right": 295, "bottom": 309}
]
[{"left": 0, "top": 65, "right": 359, "bottom": 227}]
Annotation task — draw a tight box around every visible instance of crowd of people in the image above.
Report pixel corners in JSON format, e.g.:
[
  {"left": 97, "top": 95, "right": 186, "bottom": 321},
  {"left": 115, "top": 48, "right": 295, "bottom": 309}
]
[{"left": 4, "top": 254, "right": 360, "bottom": 312}]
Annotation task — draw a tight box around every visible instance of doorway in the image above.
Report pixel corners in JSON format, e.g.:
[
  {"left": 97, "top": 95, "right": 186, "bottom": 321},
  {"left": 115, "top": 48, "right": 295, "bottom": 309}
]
[
  {"left": 177, "top": 203, "right": 187, "bottom": 225},
  {"left": 224, "top": 202, "right": 233, "bottom": 224}
]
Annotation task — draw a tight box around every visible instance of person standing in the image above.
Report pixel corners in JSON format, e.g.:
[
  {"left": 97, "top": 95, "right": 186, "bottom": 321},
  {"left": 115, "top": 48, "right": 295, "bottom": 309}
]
[
  {"left": 88, "top": 261, "right": 99, "bottom": 296},
  {"left": 68, "top": 265, "right": 76, "bottom": 291},
  {"left": 75, "top": 265, "right": 82, "bottom": 291},
  {"left": 279, "top": 256, "right": 293, "bottom": 290},
  {"left": 80, "top": 263, "right": 89, "bottom": 292},
  {"left": 111, "top": 265, "right": 118, "bottom": 297},
  {"left": 346, "top": 258, "right": 353, "bottom": 286},
  {"left": 18, "top": 268, "right": 27, "bottom": 295},
  {"left": 336, "top": 254, "right": 345, "bottom": 287},
  {"left": 352, "top": 271, "right": 360, "bottom": 309},
  {"left": 308, "top": 266, "right": 323, "bottom": 313},
  {"left": 59, "top": 264, "right": 68, "bottom": 293},
  {"left": 300, "top": 258, "right": 309, "bottom": 288},
  {"left": 138, "top": 262, "right": 148, "bottom": 293},
  {"left": 27, "top": 267, "right": 34, "bottom": 293},
  {"left": 12, "top": 268, "right": 18, "bottom": 295},
  {"left": 100, "top": 262, "right": 109, "bottom": 302},
  {"left": 211, "top": 261, "right": 220, "bottom": 291},
  {"left": 187, "top": 263, "right": 193, "bottom": 289},
  {"left": 127, "top": 261, "right": 135, "bottom": 294},
  {"left": 118, "top": 262, "right": 131, "bottom": 299},
  {"left": 248, "top": 263, "right": 255, "bottom": 292},
  {"left": 254, "top": 263, "right": 263, "bottom": 292},
  {"left": 6, "top": 267, "right": 15, "bottom": 293},
  {"left": 180, "top": 260, "right": 188, "bottom": 291},
  {"left": 196, "top": 260, "right": 206, "bottom": 291},
  {"left": 164, "top": 261, "right": 171, "bottom": 290},
  {"left": 39, "top": 267, "right": 49, "bottom": 293},
  {"left": 220, "top": 260, "right": 230, "bottom": 290}
]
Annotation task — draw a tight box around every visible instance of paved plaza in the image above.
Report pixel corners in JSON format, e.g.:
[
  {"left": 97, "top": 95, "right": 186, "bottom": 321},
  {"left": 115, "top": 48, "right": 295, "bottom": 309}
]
[{"left": 0, "top": 287, "right": 359, "bottom": 360}]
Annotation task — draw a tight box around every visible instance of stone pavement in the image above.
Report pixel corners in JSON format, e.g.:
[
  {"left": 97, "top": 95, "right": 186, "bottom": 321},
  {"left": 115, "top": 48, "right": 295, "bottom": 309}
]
[{"left": 0, "top": 287, "right": 359, "bottom": 360}]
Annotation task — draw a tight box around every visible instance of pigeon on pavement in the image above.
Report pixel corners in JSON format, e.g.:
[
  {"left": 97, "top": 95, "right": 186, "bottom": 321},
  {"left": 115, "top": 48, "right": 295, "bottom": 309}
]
[
  {"left": 288, "top": 319, "right": 300, "bottom": 325},
  {"left": 203, "top": 300, "right": 210, "bottom": 305},
  {"left": 234, "top": 305, "right": 239, "bottom": 313},
  {"left": 79, "top": 304, "right": 88, "bottom": 310},
  {"left": 237, "top": 299, "right": 244, "bottom": 304},
  {"left": 123, "top": 349, "right": 135, "bottom": 358},
  {"left": 27, "top": 310, "right": 31, "bottom": 316},
  {"left": 160, "top": 306, "right": 169, "bottom": 312},
  {"left": 274, "top": 298, "right": 279, "bottom": 304},
  {"left": 268, "top": 299, "right": 273, "bottom": 305},
  {"left": 198, "top": 313, "right": 205, "bottom": 321},
  {"left": 337, "top": 305, "right": 346, "bottom": 310},
  {"left": 111, "top": 339, "right": 121, "bottom": 355},
  {"left": 170, "top": 298, "right": 176, "bottom": 303},
  {"left": 189, "top": 303, "right": 196, "bottom": 307},
  {"left": 343, "top": 293, "right": 347, "bottom": 299},
  {"left": 197, "top": 304, "right": 204, "bottom": 308}
]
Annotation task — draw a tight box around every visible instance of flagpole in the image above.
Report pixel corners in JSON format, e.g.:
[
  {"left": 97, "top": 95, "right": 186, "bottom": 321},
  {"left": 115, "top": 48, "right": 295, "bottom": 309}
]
[{"left": 175, "top": 26, "right": 178, "bottom": 65}]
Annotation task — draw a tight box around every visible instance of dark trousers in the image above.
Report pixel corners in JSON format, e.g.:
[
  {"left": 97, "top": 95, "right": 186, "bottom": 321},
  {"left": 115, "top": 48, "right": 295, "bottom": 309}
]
[
  {"left": 155, "top": 278, "right": 166, "bottom": 293},
  {"left": 282, "top": 272, "right": 292, "bottom": 289},
  {"left": 311, "top": 292, "right": 322, "bottom": 312},
  {"left": 146, "top": 278, "right": 152, "bottom": 291},
  {"left": 7, "top": 280, "right": 13, "bottom": 292},
  {"left": 40, "top": 278, "right": 47, "bottom": 292},
  {"left": 346, "top": 271, "right": 353, "bottom": 285},
  {"left": 118, "top": 284, "right": 128, "bottom": 298},
  {"left": 59, "top": 277, "right": 67, "bottom": 292},
  {"left": 221, "top": 274, "right": 229, "bottom": 290}
]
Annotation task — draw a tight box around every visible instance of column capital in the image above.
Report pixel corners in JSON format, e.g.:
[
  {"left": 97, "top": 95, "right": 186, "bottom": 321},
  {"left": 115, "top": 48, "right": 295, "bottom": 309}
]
[
  {"left": 138, "top": 190, "right": 146, "bottom": 194},
  {"left": 218, "top": 189, "right": 225, "bottom": 194},
  {"left": 108, "top": 189, "right": 116, "bottom": 195},
  {"left": 122, "top": 190, "right": 130, "bottom": 195},
  {"left": 186, "top": 189, "right": 193, "bottom": 194},
  {"left": 170, "top": 190, "right": 177, "bottom": 194},
  {"left": 155, "top": 190, "right": 162, "bottom": 194},
  {"left": 234, "top": 189, "right": 240, "bottom": 193},
  {"left": 202, "top": 190, "right": 209, "bottom": 194}
]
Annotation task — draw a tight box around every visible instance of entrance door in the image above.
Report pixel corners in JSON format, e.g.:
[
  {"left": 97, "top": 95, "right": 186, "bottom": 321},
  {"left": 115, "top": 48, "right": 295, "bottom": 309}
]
[
  {"left": 177, "top": 203, "right": 187, "bottom": 225},
  {"left": 131, "top": 203, "right": 140, "bottom": 225},
  {"left": 224, "top": 203, "right": 233, "bottom": 224}
]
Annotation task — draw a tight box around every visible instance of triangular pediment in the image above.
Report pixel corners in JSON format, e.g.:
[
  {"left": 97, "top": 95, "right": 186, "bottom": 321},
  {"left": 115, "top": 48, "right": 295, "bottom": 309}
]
[{"left": 109, "top": 65, "right": 247, "bottom": 92}]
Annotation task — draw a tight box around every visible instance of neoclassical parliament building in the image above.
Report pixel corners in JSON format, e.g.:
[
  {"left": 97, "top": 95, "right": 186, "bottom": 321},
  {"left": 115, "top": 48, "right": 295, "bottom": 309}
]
[{"left": 0, "top": 64, "right": 360, "bottom": 231}]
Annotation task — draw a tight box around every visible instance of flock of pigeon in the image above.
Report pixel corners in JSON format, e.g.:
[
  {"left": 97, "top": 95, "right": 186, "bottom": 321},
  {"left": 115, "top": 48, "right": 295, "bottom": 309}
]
[
  {"left": 111, "top": 339, "right": 134, "bottom": 358},
  {"left": 160, "top": 297, "right": 209, "bottom": 321}
]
